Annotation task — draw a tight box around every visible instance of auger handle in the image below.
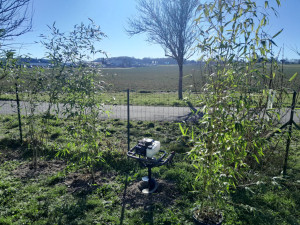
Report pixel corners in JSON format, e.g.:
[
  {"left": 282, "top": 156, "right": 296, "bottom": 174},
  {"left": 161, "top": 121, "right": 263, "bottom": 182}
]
[{"left": 158, "top": 151, "right": 175, "bottom": 166}]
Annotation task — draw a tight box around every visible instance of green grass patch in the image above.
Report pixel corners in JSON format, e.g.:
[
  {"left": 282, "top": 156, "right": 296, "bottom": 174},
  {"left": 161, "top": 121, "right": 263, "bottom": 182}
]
[{"left": 0, "top": 115, "right": 299, "bottom": 224}]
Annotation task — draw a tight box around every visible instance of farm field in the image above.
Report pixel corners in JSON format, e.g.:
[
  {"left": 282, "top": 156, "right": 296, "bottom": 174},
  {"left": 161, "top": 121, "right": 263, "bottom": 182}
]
[
  {"left": 1, "top": 63, "right": 300, "bottom": 107},
  {"left": 100, "top": 64, "right": 203, "bottom": 92},
  {"left": 0, "top": 114, "right": 299, "bottom": 224},
  {"left": 0, "top": 64, "right": 205, "bottom": 107},
  {"left": 100, "top": 63, "right": 300, "bottom": 92},
  {"left": 0, "top": 64, "right": 203, "bottom": 93}
]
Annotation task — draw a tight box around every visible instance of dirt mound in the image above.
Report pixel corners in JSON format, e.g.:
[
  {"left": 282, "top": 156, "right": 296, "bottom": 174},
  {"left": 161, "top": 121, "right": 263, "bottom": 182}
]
[{"left": 122, "top": 179, "right": 179, "bottom": 208}]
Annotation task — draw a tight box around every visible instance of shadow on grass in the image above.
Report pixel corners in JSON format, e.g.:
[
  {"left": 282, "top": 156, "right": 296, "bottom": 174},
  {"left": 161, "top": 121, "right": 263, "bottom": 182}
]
[
  {"left": 230, "top": 185, "right": 300, "bottom": 225},
  {"left": 0, "top": 137, "right": 22, "bottom": 149},
  {"left": 119, "top": 175, "right": 155, "bottom": 225},
  {"left": 0, "top": 137, "right": 59, "bottom": 161},
  {"left": 142, "top": 194, "right": 154, "bottom": 225},
  {"left": 120, "top": 174, "right": 128, "bottom": 225},
  {"left": 0, "top": 137, "right": 28, "bottom": 161}
]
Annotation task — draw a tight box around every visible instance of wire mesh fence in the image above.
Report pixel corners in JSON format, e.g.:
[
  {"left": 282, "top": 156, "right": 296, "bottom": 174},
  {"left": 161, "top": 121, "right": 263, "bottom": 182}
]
[
  {"left": 1, "top": 90, "right": 300, "bottom": 122},
  {"left": 1, "top": 89, "right": 300, "bottom": 160},
  {"left": 0, "top": 90, "right": 198, "bottom": 146},
  {"left": 1, "top": 90, "right": 300, "bottom": 125}
]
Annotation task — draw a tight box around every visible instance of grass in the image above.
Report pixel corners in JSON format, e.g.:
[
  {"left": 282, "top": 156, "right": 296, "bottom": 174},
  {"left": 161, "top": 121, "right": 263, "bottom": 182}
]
[
  {"left": 0, "top": 114, "right": 300, "bottom": 224},
  {"left": 1, "top": 88, "right": 300, "bottom": 109},
  {"left": 0, "top": 91, "right": 197, "bottom": 107}
]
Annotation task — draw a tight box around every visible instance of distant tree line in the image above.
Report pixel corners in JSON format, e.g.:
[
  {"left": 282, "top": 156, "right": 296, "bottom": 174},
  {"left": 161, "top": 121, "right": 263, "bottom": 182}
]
[
  {"left": 0, "top": 56, "right": 198, "bottom": 68},
  {"left": 3, "top": 56, "right": 300, "bottom": 69},
  {"left": 94, "top": 56, "right": 198, "bottom": 68}
]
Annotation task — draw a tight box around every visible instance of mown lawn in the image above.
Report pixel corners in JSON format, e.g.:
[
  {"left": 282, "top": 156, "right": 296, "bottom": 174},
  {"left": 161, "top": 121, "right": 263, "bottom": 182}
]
[{"left": 0, "top": 114, "right": 299, "bottom": 224}]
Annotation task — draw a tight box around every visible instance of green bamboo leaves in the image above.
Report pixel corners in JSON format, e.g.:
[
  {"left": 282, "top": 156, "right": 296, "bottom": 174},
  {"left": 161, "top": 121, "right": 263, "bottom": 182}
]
[
  {"left": 41, "top": 21, "right": 107, "bottom": 181},
  {"left": 186, "top": 0, "right": 282, "bottom": 211},
  {"left": 289, "top": 72, "right": 298, "bottom": 82}
]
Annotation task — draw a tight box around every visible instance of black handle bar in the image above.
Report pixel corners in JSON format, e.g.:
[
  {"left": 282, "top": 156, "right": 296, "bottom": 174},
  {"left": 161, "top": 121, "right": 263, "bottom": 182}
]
[{"left": 127, "top": 148, "right": 175, "bottom": 167}]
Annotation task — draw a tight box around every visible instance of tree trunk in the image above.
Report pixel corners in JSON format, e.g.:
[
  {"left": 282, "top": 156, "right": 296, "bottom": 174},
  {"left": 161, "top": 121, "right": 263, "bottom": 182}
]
[{"left": 178, "top": 63, "right": 183, "bottom": 100}]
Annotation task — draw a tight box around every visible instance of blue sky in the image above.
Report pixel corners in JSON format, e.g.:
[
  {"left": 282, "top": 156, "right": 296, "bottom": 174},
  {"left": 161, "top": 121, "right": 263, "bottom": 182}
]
[{"left": 10, "top": 0, "right": 300, "bottom": 60}]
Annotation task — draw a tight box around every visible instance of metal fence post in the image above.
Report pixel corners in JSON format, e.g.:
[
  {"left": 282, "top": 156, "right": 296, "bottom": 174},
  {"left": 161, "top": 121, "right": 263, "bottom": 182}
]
[
  {"left": 283, "top": 91, "right": 297, "bottom": 176},
  {"left": 15, "top": 79, "right": 22, "bottom": 144},
  {"left": 127, "top": 89, "right": 130, "bottom": 152}
]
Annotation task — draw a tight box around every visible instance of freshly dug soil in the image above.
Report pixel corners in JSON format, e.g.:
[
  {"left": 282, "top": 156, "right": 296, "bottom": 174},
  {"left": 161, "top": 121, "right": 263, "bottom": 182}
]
[{"left": 121, "top": 179, "right": 180, "bottom": 208}]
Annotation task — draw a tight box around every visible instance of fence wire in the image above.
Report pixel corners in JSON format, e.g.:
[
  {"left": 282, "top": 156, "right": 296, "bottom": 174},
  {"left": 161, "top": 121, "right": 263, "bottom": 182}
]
[
  {"left": 1, "top": 91, "right": 300, "bottom": 139},
  {"left": 0, "top": 91, "right": 198, "bottom": 122}
]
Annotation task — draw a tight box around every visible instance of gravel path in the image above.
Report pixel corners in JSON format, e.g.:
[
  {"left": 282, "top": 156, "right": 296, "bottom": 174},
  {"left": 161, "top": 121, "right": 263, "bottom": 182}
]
[{"left": 0, "top": 100, "right": 299, "bottom": 123}]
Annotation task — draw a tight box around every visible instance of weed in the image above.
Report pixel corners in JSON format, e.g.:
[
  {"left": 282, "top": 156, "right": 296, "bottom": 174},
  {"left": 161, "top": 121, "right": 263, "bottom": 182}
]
[{"left": 46, "top": 172, "right": 65, "bottom": 185}]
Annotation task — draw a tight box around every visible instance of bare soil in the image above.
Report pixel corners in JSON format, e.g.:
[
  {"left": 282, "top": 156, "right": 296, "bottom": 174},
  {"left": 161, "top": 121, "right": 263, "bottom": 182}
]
[
  {"left": 122, "top": 179, "right": 180, "bottom": 209},
  {"left": 0, "top": 146, "right": 23, "bottom": 163},
  {"left": 64, "top": 170, "right": 117, "bottom": 194},
  {"left": 13, "top": 160, "right": 66, "bottom": 179}
]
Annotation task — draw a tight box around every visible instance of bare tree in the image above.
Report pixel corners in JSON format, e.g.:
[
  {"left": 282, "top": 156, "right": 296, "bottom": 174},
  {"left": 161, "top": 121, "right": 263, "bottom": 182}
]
[
  {"left": 0, "top": 0, "right": 32, "bottom": 43},
  {"left": 0, "top": 0, "right": 32, "bottom": 80},
  {"left": 291, "top": 46, "right": 300, "bottom": 57},
  {"left": 127, "top": 0, "right": 198, "bottom": 99}
]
